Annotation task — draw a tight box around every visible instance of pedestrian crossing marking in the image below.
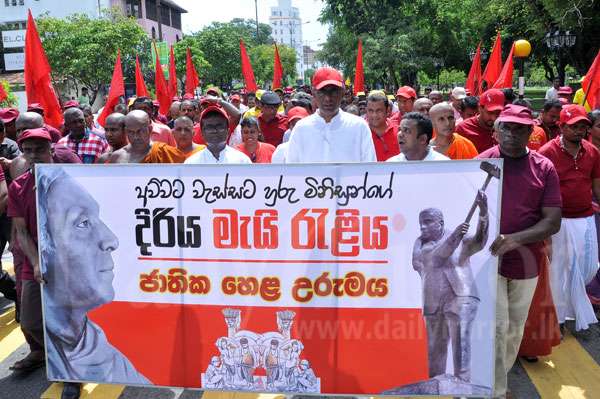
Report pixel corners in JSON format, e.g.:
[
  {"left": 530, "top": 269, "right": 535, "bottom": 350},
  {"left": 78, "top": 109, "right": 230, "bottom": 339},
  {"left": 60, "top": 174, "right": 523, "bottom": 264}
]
[
  {"left": 0, "top": 307, "right": 25, "bottom": 363},
  {"left": 40, "top": 382, "right": 124, "bottom": 398},
  {"left": 521, "top": 330, "right": 600, "bottom": 398}
]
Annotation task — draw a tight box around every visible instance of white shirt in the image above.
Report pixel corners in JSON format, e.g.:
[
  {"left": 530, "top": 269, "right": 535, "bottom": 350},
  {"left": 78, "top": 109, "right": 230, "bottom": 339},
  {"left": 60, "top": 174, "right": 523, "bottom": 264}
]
[
  {"left": 271, "top": 142, "right": 289, "bottom": 163},
  {"left": 545, "top": 87, "right": 558, "bottom": 101},
  {"left": 282, "top": 129, "right": 292, "bottom": 143},
  {"left": 184, "top": 145, "right": 252, "bottom": 164},
  {"left": 286, "top": 109, "right": 376, "bottom": 163},
  {"left": 227, "top": 125, "right": 243, "bottom": 147},
  {"left": 386, "top": 147, "right": 449, "bottom": 162}
]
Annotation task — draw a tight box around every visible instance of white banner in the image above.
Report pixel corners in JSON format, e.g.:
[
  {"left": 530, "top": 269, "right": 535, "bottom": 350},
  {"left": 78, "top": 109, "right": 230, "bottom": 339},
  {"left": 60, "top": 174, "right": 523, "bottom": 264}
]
[{"left": 3, "top": 52, "right": 24, "bottom": 71}]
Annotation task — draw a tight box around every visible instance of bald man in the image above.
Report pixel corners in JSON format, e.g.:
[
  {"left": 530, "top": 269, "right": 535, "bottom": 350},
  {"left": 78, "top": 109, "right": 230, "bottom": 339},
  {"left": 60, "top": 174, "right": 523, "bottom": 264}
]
[
  {"left": 428, "top": 91, "right": 444, "bottom": 105},
  {"left": 96, "top": 113, "right": 128, "bottom": 164},
  {"left": 413, "top": 98, "right": 433, "bottom": 116},
  {"left": 107, "top": 110, "right": 184, "bottom": 164},
  {"left": 172, "top": 116, "right": 205, "bottom": 158},
  {"left": 429, "top": 103, "right": 478, "bottom": 160}
]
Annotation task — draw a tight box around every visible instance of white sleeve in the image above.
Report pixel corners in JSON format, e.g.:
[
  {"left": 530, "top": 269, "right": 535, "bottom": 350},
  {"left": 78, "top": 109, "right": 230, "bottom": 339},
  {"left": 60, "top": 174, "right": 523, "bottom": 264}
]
[
  {"left": 271, "top": 144, "right": 287, "bottom": 164},
  {"left": 360, "top": 122, "right": 377, "bottom": 162},
  {"left": 286, "top": 129, "right": 301, "bottom": 163}
]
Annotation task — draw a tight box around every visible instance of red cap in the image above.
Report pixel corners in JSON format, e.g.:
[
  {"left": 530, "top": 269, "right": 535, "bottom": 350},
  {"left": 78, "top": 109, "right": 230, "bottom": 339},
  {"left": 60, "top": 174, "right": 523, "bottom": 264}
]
[
  {"left": 152, "top": 100, "right": 160, "bottom": 107},
  {"left": 182, "top": 93, "right": 195, "bottom": 100},
  {"left": 284, "top": 86, "right": 294, "bottom": 94},
  {"left": 559, "top": 97, "right": 570, "bottom": 105},
  {"left": 287, "top": 106, "right": 309, "bottom": 123},
  {"left": 480, "top": 89, "right": 505, "bottom": 112},
  {"left": 560, "top": 104, "right": 591, "bottom": 126},
  {"left": 199, "top": 105, "right": 229, "bottom": 124},
  {"left": 206, "top": 86, "right": 220, "bottom": 96},
  {"left": 63, "top": 100, "right": 79, "bottom": 109},
  {"left": 312, "top": 67, "right": 344, "bottom": 90},
  {"left": 557, "top": 86, "right": 573, "bottom": 95},
  {"left": 497, "top": 104, "right": 534, "bottom": 125},
  {"left": 171, "top": 96, "right": 181, "bottom": 101},
  {"left": 17, "top": 127, "right": 52, "bottom": 145},
  {"left": 0, "top": 108, "right": 19, "bottom": 123},
  {"left": 396, "top": 86, "right": 417, "bottom": 99},
  {"left": 230, "top": 94, "right": 241, "bottom": 102},
  {"left": 27, "top": 103, "right": 44, "bottom": 112}
]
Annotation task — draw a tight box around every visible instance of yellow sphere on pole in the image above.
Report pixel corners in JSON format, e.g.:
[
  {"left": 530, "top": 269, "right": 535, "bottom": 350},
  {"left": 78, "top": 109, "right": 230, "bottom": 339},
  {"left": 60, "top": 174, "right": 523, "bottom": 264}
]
[{"left": 514, "top": 40, "right": 532, "bottom": 58}]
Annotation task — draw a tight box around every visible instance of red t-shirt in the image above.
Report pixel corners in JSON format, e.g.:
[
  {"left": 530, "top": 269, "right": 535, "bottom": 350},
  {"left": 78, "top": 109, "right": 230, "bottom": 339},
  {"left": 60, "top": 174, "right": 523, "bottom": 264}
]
[
  {"left": 258, "top": 113, "right": 288, "bottom": 147},
  {"left": 387, "top": 112, "right": 402, "bottom": 129},
  {"left": 478, "top": 146, "right": 562, "bottom": 279},
  {"left": 236, "top": 142, "right": 276, "bottom": 163},
  {"left": 7, "top": 172, "right": 37, "bottom": 281},
  {"left": 456, "top": 116, "right": 497, "bottom": 153},
  {"left": 538, "top": 136, "right": 600, "bottom": 218},
  {"left": 371, "top": 124, "right": 400, "bottom": 161}
]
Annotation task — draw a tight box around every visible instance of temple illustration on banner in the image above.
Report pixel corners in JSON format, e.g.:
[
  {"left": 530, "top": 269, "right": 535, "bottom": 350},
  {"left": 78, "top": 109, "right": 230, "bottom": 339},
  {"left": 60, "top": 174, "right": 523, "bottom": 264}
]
[{"left": 201, "top": 308, "right": 321, "bottom": 393}]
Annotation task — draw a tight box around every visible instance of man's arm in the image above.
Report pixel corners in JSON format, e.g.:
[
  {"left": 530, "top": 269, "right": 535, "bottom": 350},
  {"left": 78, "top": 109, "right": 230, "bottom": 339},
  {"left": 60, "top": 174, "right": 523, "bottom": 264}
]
[
  {"left": 432, "top": 223, "right": 469, "bottom": 260},
  {"left": 218, "top": 99, "right": 242, "bottom": 127},
  {"left": 13, "top": 216, "right": 42, "bottom": 283},
  {"left": 412, "top": 240, "right": 424, "bottom": 273},
  {"left": 462, "top": 190, "right": 489, "bottom": 257},
  {"left": 0, "top": 180, "right": 7, "bottom": 215},
  {"left": 592, "top": 179, "right": 600, "bottom": 206},
  {"left": 490, "top": 207, "right": 561, "bottom": 256}
]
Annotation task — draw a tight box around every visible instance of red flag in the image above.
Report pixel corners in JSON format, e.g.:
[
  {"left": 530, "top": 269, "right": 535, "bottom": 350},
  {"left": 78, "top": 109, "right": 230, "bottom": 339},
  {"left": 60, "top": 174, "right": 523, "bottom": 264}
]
[
  {"left": 0, "top": 81, "right": 7, "bottom": 103},
  {"left": 24, "top": 10, "right": 63, "bottom": 128},
  {"left": 153, "top": 42, "right": 172, "bottom": 116},
  {"left": 582, "top": 49, "right": 600, "bottom": 110},
  {"left": 272, "top": 44, "right": 283, "bottom": 89},
  {"left": 97, "top": 50, "right": 124, "bottom": 127},
  {"left": 240, "top": 39, "right": 257, "bottom": 92},
  {"left": 493, "top": 43, "right": 514, "bottom": 89},
  {"left": 482, "top": 32, "right": 502, "bottom": 90},
  {"left": 135, "top": 55, "right": 149, "bottom": 97},
  {"left": 185, "top": 48, "right": 199, "bottom": 95},
  {"left": 466, "top": 43, "right": 482, "bottom": 95},
  {"left": 168, "top": 45, "right": 178, "bottom": 98},
  {"left": 353, "top": 39, "right": 365, "bottom": 95}
]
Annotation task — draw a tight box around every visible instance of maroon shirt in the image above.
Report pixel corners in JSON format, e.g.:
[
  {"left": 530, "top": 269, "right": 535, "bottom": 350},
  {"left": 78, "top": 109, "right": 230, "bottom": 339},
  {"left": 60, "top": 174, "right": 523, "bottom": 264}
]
[
  {"left": 478, "top": 146, "right": 562, "bottom": 279},
  {"left": 7, "top": 172, "right": 37, "bottom": 281},
  {"left": 258, "top": 113, "right": 288, "bottom": 147},
  {"left": 456, "top": 116, "right": 496, "bottom": 153},
  {"left": 44, "top": 123, "right": 63, "bottom": 143},
  {"left": 539, "top": 136, "right": 600, "bottom": 218}
]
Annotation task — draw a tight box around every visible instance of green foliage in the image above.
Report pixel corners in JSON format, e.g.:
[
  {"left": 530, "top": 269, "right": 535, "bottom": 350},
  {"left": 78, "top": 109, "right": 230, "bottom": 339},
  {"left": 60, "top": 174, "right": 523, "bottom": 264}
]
[
  {"left": 418, "top": 69, "right": 467, "bottom": 87},
  {"left": 173, "top": 36, "right": 210, "bottom": 92},
  {"left": 249, "top": 44, "right": 296, "bottom": 86},
  {"left": 0, "top": 81, "right": 17, "bottom": 108},
  {"left": 320, "top": 0, "right": 600, "bottom": 88},
  {"left": 36, "top": 8, "right": 151, "bottom": 104}
]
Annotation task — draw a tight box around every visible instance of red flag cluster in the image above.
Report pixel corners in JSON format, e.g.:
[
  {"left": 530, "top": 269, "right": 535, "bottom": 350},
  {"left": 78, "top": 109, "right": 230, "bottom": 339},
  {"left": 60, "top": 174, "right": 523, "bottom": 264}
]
[
  {"left": 272, "top": 44, "right": 283, "bottom": 90},
  {"left": 240, "top": 39, "right": 258, "bottom": 92},
  {"left": 466, "top": 43, "right": 482, "bottom": 95},
  {"left": 482, "top": 32, "right": 503, "bottom": 90},
  {"left": 493, "top": 43, "right": 514, "bottom": 89},
  {"left": 0, "top": 81, "right": 7, "bottom": 104},
  {"left": 185, "top": 48, "right": 200, "bottom": 95}
]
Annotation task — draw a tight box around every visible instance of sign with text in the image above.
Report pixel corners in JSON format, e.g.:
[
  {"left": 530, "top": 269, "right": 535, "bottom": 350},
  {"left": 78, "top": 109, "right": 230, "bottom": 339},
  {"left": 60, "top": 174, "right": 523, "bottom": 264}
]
[
  {"left": 3, "top": 52, "right": 24, "bottom": 71},
  {"left": 37, "top": 161, "right": 501, "bottom": 396},
  {"left": 2, "top": 29, "right": 26, "bottom": 48}
]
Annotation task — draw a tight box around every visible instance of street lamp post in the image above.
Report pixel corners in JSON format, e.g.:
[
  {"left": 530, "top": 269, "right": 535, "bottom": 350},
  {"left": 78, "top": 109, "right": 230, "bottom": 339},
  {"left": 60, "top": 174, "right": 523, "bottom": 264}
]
[
  {"left": 433, "top": 59, "right": 444, "bottom": 90},
  {"left": 468, "top": 48, "right": 489, "bottom": 62},
  {"left": 514, "top": 39, "right": 532, "bottom": 99},
  {"left": 544, "top": 29, "right": 576, "bottom": 84}
]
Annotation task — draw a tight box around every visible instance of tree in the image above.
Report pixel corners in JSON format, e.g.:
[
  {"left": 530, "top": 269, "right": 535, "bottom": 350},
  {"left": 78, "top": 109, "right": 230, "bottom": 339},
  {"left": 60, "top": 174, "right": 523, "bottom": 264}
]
[
  {"left": 36, "top": 8, "right": 151, "bottom": 105},
  {"left": 173, "top": 36, "right": 210, "bottom": 94},
  {"left": 191, "top": 19, "right": 273, "bottom": 89},
  {"left": 0, "top": 81, "right": 18, "bottom": 108},
  {"left": 249, "top": 44, "right": 297, "bottom": 87},
  {"left": 320, "top": 0, "right": 599, "bottom": 87}
]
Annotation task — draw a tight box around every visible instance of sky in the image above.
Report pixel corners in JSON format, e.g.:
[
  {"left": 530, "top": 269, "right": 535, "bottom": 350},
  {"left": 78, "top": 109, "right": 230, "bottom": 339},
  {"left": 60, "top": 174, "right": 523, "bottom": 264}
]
[{"left": 176, "top": 0, "right": 329, "bottom": 49}]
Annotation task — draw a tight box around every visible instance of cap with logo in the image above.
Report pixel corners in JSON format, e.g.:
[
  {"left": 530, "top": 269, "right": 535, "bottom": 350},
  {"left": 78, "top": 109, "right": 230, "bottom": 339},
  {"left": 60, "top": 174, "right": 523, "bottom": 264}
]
[
  {"left": 560, "top": 104, "right": 591, "bottom": 126},
  {"left": 480, "top": 89, "right": 505, "bottom": 112}
]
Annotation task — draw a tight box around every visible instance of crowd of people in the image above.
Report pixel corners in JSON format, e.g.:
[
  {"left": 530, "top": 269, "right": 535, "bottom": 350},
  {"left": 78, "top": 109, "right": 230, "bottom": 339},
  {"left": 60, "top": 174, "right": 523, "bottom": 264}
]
[{"left": 0, "top": 65, "right": 599, "bottom": 399}]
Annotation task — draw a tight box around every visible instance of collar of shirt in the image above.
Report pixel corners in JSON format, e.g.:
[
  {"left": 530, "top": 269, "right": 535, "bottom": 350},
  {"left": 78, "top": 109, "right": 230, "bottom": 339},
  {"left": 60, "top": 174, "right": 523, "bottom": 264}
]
[
  {"left": 558, "top": 135, "right": 584, "bottom": 160},
  {"left": 316, "top": 109, "right": 342, "bottom": 125}
]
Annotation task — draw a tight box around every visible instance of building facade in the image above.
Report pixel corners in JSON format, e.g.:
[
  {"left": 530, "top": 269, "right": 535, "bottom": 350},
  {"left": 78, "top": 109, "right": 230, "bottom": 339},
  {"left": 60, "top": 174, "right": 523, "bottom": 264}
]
[
  {"left": 269, "top": 0, "right": 304, "bottom": 79},
  {"left": 0, "top": 0, "right": 186, "bottom": 74}
]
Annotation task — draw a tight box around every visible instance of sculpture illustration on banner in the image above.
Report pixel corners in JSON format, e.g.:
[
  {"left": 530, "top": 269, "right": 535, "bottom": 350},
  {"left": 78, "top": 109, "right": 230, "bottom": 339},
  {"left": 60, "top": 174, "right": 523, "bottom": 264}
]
[{"left": 201, "top": 308, "right": 320, "bottom": 392}]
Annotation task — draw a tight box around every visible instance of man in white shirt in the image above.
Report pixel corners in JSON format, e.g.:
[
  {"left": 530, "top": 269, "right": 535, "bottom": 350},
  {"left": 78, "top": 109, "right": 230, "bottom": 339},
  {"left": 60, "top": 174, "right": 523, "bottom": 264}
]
[
  {"left": 185, "top": 106, "right": 251, "bottom": 164},
  {"left": 387, "top": 112, "right": 449, "bottom": 162},
  {"left": 545, "top": 78, "right": 561, "bottom": 101},
  {"left": 286, "top": 67, "right": 376, "bottom": 163}
]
